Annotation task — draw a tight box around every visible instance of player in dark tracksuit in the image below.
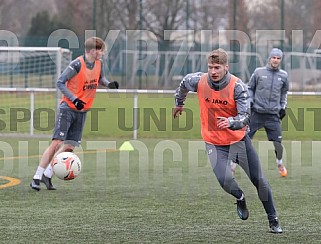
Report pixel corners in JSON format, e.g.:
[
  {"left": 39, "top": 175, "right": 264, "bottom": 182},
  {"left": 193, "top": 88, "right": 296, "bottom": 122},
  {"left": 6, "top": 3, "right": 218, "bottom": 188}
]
[
  {"left": 247, "top": 48, "right": 289, "bottom": 177},
  {"left": 173, "top": 48, "right": 283, "bottom": 233}
]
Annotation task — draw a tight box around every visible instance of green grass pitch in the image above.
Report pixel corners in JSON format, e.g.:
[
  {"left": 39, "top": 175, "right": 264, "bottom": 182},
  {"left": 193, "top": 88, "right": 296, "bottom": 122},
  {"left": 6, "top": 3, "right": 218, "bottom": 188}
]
[
  {"left": 0, "top": 94, "right": 321, "bottom": 243},
  {"left": 1, "top": 139, "right": 321, "bottom": 243}
]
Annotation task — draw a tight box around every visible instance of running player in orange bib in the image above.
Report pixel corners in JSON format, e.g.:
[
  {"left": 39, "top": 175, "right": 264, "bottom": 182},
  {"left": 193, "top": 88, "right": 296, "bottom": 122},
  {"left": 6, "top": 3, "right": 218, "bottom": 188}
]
[
  {"left": 30, "top": 37, "right": 119, "bottom": 191},
  {"left": 173, "top": 48, "right": 283, "bottom": 234}
]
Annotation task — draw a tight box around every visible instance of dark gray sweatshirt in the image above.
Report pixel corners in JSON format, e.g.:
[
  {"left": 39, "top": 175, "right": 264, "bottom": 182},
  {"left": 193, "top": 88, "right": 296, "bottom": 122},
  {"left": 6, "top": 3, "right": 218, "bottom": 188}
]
[{"left": 248, "top": 64, "right": 288, "bottom": 115}]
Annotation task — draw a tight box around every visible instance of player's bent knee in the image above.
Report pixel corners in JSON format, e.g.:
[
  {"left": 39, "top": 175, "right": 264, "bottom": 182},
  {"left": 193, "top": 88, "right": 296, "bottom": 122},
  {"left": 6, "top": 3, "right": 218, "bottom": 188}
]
[
  {"left": 51, "top": 140, "right": 63, "bottom": 152},
  {"left": 62, "top": 144, "right": 75, "bottom": 153},
  {"left": 64, "top": 148, "right": 74, "bottom": 152}
]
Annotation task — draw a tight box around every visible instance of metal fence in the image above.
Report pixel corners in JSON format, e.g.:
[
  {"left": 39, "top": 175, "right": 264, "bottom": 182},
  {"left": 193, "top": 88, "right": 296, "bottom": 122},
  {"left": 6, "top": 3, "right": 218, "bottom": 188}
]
[
  {"left": 107, "top": 50, "right": 321, "bottom": 91},
  {"left": 0, "top": 88, "right": 320, "bottom": 139},
  {"left": 1, "top": 45, "right": 321, "bottom": 92}
]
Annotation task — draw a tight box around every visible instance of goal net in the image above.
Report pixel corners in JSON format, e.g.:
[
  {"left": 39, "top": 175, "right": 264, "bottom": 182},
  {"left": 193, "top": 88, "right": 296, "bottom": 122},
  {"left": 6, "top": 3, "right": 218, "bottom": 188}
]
[{"left": 0, "top": 47, "right": 72, "bottom": 137}]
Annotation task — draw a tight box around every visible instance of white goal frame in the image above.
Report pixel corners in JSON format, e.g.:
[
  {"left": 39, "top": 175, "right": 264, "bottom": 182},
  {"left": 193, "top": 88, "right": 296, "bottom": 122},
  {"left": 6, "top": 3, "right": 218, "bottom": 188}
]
[
  {"left": 0, "top": 46, "right": 71, "bottom": 79},
  {"left": 0, "top": 47, "right": 72, "bottom": 137}
]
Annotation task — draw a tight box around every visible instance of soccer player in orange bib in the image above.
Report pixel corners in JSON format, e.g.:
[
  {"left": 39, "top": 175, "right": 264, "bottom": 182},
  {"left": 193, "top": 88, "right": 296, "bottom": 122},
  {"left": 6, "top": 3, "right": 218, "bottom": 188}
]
[
  {"left": 30, "top": 37, "right": 119, "bottom": 191},
  {"left": 173, "top": 48, "right": 283, "bottom": 233}
]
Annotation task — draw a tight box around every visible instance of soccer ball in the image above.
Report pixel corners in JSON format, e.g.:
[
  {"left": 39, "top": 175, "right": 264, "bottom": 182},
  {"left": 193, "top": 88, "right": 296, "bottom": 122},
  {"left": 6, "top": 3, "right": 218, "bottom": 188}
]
[{"left": 52, "top": 152, "right": 81, "bottom": 180}]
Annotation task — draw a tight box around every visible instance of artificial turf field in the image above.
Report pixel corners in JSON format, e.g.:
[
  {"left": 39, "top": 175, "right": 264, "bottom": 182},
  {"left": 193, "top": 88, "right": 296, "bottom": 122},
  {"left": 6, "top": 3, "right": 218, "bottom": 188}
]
[
  {"left": 1, "top": 138, "right": 321, "bottom": 243},
  {"left": 1, "top": 93, "right": 321, "bottom": 243}
]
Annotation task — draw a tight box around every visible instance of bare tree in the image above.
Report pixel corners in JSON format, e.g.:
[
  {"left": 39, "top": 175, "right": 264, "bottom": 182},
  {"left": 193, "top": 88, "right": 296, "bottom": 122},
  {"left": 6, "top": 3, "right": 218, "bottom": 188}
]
[
  {"left": 0, "top": 0, "right": 58, "bottom": 37},
  {"left": 192, "top": 1, "right": 227, "bottom": 30},
  {"left": 312, "top": 0, "right": 321, "bottom": 49},
  {"left": 94, "top": 0, "right": 134, "bottom": 38},
  {"left": 283, "top": 0, "right": 313, "bottom": 50},
  {"left": 228, "top": 0, "right": 249, "bottom": 34},
  {"left": 245, "top": 0, "right": 281, "bottom": 43},
  {"left": 59, "top": 0, "right": 92, "bottom": 36},
  {"left": 188, "top": 1, "right": 228, "bottom": 50},
  {"left": 245, "top": 0, "right": 315, "bottom": 50},
  {"left": 140, "top": 0, "right": 186, "bottom": 46},
  {"left": 109, "top": 0, "right": 139, "bottom": 30}
]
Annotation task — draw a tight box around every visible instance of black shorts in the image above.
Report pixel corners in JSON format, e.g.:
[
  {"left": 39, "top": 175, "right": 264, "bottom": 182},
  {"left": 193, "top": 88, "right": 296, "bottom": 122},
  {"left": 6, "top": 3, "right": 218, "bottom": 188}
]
[
  {"left": 52, "top": 108, "right": 87, "bottom": 146},
  {"left": 248, "top": 112, "right": 282, "bottom": 142}
]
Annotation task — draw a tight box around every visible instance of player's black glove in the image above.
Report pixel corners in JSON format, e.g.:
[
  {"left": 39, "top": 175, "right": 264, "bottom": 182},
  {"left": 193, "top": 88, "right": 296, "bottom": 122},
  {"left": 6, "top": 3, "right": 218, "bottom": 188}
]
[
  {"left": 173, "top": 106, "right": 183, "bottom": 118},
  {"left": 107, "top": 81, "right": 119, "bottom": 89},
  {"left": 73, "top": 98, "right": 86, "bottom": 110},
  {"left": 279, "top": 108, "right": 286, "bottom": 120}
]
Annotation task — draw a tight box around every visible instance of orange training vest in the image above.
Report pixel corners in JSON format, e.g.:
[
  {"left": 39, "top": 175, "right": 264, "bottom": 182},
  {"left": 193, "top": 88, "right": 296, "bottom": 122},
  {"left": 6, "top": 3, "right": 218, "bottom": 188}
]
[
  {"left": 61, "top": 56, "right": 101, "bottom": 110},
  {"left": 197, "top": 74, "right": 246, "bottom": 145}
]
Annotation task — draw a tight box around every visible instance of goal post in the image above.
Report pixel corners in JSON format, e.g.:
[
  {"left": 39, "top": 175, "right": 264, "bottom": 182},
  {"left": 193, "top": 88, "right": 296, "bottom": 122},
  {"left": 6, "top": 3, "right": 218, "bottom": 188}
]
[
  {"left": 0, "top": 47, "right": 72, "bottom": 137},
  {"left": 0, "top": 47, "right": 72, "bottom": 88}
]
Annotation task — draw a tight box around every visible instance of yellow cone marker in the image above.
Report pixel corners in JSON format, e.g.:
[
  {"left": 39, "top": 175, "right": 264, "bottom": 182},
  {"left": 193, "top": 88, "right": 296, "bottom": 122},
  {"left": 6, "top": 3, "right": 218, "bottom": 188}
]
[{"left": 119, "top": 141, "right": 135, "bottom": 151}]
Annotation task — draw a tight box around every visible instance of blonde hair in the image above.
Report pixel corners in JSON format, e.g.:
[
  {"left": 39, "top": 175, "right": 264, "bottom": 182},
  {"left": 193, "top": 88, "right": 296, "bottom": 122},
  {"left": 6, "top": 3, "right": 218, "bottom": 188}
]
[
  {"left": 207, "top": 48, "right": 228, "bottom": 65},
  {"left": 84, "top": 37, "right": 106, "bottom": 52}
]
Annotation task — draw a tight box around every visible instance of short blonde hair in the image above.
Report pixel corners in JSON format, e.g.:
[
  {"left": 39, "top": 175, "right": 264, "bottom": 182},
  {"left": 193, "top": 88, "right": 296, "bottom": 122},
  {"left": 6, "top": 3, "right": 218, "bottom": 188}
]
[
  {"left": 84, "top": 37, "right": 106, "bottom": 52},
  {"left": 207, "top": 48, "right": 228, "bottom": 65}
]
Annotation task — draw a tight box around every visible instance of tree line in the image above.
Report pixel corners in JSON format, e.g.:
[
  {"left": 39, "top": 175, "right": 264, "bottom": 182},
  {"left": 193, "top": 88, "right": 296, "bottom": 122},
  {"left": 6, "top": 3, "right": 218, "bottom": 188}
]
[{"left": 0, "top": 0, "right": 319, "bottom": 51}]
